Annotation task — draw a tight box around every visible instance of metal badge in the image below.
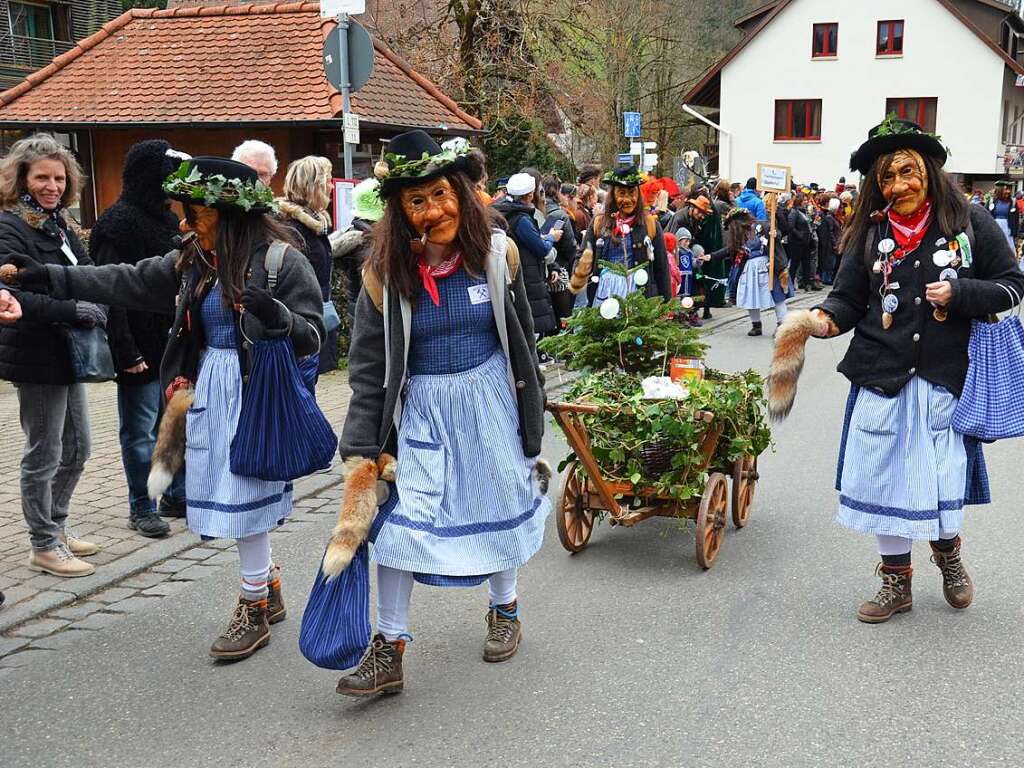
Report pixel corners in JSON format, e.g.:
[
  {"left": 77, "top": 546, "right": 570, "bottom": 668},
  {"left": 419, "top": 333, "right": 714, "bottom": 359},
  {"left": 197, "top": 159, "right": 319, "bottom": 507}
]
[
  {"left": 950, "top": 254, "right": 961, "bottom": 268},
  {"left": 878, "top": 238, "right": 896, "bottom": 255},
  {"left": 882, "top": 293, "right": 899, "bottom": 313},
  {"left": 939, "top": 268, "right": 958, "bottom": 281},
  {"left": 932, "top": 250, "right": 952, "bottom": 267}
]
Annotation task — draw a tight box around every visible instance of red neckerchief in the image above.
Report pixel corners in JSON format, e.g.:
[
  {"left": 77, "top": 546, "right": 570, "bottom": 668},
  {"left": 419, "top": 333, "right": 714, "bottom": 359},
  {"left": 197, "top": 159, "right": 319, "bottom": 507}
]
[
  {"left": 418, "top": 252, "right": 463, "bottom": 306},
  {"left": 613, "top": 213, "right": 637, "bottom": 239},
  {"left": 887, "top": 200, "right": 932, "bottom": 260}
]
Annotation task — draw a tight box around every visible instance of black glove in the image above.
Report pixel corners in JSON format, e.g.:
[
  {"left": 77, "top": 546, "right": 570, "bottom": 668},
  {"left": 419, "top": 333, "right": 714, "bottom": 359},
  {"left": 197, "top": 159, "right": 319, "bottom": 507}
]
[
  {"left": 241, "top": 286, "right": 288, "bottom": 330},
  {"left": 1, "top": 254, "right": 50, "bottom": 294},
  {"left": 73, "top": 301, "right": 107, "bottom": 329}
]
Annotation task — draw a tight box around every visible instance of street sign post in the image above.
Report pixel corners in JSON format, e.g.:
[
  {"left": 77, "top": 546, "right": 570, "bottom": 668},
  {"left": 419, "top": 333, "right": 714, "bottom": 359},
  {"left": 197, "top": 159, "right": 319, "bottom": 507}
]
[
  {"left": 320, "top": 0, "right": 365, "bottom": 18},
  {"left": 323, "top": 16, "right": 374, "bottom": 178},
  {"left": 624, "top": 111, "right": 642, "bottom": 138}
]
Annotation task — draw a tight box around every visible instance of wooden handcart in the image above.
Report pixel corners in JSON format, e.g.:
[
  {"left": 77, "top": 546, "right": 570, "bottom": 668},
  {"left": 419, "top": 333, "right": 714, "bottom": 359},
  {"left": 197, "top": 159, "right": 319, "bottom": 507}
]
[{"left": 547, "top": 401, "right": 760, "bottom": 569}]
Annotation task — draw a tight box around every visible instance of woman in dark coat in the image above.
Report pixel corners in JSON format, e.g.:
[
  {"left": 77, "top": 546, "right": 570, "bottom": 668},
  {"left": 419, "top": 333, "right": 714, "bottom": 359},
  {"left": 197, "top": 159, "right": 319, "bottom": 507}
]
[
  {"left": 279, "top": 155, "right": 335, "bottom": 376},
  {"left": 0, "top": 133, "right": 102, "bottom": 578},
  {"left": 7, "top": 156, "right": 325, "bottom": 661}
]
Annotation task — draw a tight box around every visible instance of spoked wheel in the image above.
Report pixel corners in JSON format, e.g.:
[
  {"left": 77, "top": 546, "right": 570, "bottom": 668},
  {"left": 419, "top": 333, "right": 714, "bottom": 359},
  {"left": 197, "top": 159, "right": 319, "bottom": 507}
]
[
  {"left": 695, "top": 472, "right": 729, "bottom": 569},
  {"left": 731, "top": 455, "right": 758, "bottom": 529},
  {"left": 556, "top": 461, "right": 595, "bottom": 553}
]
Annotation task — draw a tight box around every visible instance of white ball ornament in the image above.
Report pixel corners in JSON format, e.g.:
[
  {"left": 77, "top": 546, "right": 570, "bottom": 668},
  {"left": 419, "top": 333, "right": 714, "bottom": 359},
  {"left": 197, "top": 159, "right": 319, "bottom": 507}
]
[
  {"left": 633, "top": 268, "right": 649, "bottom": 287},
  {"left": 599, "top": 297, "right": 621, "bottom": 319},
  {"left": 681, "top": 296, "right": 694, "bottom": 309}
]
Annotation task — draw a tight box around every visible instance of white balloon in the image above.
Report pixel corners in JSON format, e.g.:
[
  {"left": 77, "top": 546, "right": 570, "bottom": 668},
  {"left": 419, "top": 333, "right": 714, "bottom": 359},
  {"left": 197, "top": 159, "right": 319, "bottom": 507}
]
[
  {"left": 633, "top": 268, "right": 649, "bottom": 287},
  {"left": 681, "top": 296, "right": 694, "bottom": 309},
  {"left": 599, "top": 297, "right": 620, "bottom": 319}
]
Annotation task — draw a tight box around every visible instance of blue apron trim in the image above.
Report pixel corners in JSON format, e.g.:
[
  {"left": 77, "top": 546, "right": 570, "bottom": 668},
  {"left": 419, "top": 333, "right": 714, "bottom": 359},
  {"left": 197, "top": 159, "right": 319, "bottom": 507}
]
[
  {"left": 385, "top": 497, "right": 543, "bottom": 538},
  {"left": 839, "top": 494, "right": 965, "bottom": 520},
  {"left": 413, "top": 573, "right": 490, "bottom": 587},
  {"left": 187, "top": 491, "right": 289, "bottom": 514},
  {"left": 406, "top": 438, "right": 441, "bottom": 451}
]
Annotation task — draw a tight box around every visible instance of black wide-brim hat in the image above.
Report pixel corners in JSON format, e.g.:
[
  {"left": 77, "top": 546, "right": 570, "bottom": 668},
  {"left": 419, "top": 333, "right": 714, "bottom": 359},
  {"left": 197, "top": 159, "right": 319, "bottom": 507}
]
[
  {"left": 850, "top": 118, "right": 947, "bottom": 175},
  {"left": 164, "top": 156, "right": 273, "bottom": 214},
  {"left": 378, "top": 129, "right": 471, "bottom": 199},
  {"left": 602, "top": 165, "right": 644, "bottom": 188}
]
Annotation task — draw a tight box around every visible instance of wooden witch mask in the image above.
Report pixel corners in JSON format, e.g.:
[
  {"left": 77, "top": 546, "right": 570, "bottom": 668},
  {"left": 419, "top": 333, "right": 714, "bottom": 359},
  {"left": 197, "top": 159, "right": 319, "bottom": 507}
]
[
  {"left": 399, "top": 177, "right": 461, "bottom": 247},
  {"left": 877, "top": 149, "right": 929, "bottom": 217}
]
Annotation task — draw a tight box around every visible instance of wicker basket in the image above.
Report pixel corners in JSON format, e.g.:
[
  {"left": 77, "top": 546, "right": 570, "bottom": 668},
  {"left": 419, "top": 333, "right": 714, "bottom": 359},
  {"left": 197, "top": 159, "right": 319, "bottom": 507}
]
[{"left": 640, "top": 439, "right": 675, "bottom": 478}]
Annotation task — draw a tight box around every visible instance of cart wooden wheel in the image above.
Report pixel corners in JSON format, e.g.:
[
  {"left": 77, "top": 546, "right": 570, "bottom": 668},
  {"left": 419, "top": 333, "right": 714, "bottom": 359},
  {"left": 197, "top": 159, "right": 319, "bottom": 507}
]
[
  {"left": 731, "top": 455, "right": 758, "bottom": 529},
  {"left": 695, "top": 472, "right": 729, "bottom": 569},
  {"left": 556, "top": 461, "right": 595, "bottom": 553}
]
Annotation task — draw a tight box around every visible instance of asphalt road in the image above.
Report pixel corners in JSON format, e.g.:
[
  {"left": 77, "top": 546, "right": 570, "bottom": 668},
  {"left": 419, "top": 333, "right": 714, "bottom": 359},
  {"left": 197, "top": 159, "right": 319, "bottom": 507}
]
[{"left": 3, "top": 319, "right": 1023, "bottom": 768}]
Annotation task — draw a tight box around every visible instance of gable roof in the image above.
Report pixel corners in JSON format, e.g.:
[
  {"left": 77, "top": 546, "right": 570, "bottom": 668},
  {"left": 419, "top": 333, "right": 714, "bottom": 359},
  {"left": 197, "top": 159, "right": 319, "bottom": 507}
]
[
  {"left": 0, "top": 1, "right": 482, "bottom": 131},
  {"left": 686, "top": 0, "right": 1024, "bottom": 108}
]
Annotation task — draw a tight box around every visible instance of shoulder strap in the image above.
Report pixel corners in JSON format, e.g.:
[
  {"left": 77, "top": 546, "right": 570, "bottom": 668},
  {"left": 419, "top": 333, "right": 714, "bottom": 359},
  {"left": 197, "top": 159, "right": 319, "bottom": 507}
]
[
  {"left": 362, "top": 265, "right": 385, "bottom": 313},
  {"left": 645, "top": 213, "right": 656, "bottom": 240},
  {"left": 264, "top": 240, "right": 288, "bottom": 294}
]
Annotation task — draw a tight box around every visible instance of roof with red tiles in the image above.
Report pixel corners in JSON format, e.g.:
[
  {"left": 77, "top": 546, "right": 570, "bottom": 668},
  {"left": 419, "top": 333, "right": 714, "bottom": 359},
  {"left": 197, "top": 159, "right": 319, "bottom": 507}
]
[{"left": 0, "top": 1, "right": 482, "bottom": 131}]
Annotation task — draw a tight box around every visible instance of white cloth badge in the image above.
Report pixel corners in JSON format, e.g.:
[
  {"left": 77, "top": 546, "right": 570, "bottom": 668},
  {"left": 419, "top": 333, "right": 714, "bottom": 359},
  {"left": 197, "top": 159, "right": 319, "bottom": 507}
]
[
  {"left": 889, "top": 282, "right": 901, "bottom": 291},
  {"left": 467, "top": 284, "right": 490, "bottom": 305},
  {"left": 61, "top": 239, "right": 78, "bottom": 265}
]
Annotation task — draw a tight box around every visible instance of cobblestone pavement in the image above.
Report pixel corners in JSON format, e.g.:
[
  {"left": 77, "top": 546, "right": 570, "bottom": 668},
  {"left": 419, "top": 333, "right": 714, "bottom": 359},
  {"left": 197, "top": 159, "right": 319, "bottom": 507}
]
[
  {"left": 0, "top": 297, "right": 790, "bottom": 663},
  {"left": 0, "top": 369, "right": 353, "bottom": 632}
]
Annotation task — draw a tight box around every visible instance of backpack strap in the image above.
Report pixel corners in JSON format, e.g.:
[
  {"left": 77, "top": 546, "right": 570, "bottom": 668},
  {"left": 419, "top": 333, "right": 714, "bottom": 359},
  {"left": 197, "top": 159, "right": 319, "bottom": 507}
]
[{"left": 264, "top": 240, "right": 288, "bottom": 294}]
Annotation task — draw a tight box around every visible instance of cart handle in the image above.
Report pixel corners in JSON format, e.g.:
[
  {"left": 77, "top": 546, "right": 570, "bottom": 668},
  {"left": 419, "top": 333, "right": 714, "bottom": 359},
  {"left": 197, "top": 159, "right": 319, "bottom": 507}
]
[{"left": 545, "top": 400, "right": 714, "bottom": 422}]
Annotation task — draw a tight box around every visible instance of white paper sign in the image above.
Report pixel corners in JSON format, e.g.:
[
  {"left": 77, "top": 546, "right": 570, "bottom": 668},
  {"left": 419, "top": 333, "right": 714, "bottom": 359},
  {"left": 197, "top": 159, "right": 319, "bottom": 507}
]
[
  {"left": 343, "top": 112, "right": 360, "bottom": 145},
  {"left": 333, "top": 179, "right": 355, "bottom": 231},
  {"left": 320, "top": 0, "right": 365, "bottom": 18},
  {"left": 756, "top": 162, "right": 792, "bottom": 193}
]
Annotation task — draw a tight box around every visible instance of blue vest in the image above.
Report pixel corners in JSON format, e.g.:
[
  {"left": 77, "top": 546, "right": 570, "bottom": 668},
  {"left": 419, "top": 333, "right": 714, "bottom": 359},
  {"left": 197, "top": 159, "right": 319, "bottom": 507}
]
[{"left": 408, "top": 267, "right": 500, "bottom": 376}]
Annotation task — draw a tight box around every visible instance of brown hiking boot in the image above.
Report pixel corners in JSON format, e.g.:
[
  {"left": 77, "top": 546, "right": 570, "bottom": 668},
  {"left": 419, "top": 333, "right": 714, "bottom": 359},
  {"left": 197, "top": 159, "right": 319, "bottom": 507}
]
[
  {"left": 858, "top": 564, "right": 913, "bottom": 624},
  {"left": 483, "top": 602, "right": 522, "bottom": 663},
  {"left": 267, "top": 565, "right": 286, "bottom": 624},
  {"left": 209, "top": 596, "right": 270, "bottom": 660},
  {"left": 336, "top": 634, "right": 405, "bottom": 697},
  {"left": 930, "top": 537, "right": 974, "bottom": 609}
]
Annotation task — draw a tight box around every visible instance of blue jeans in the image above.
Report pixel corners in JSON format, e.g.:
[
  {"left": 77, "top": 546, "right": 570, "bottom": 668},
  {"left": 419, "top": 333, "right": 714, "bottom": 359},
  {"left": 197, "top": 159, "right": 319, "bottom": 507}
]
[{"left": 117, "top": 380, "right": 184, "bottom": 515}]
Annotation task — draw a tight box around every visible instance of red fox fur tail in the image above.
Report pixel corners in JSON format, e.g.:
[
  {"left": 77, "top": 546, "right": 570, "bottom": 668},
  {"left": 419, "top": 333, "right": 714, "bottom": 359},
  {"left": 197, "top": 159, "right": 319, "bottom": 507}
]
[
  {"left": 148, "top": 387, "right": 194, "bottom": 501},
  {"left": 766, "top": 310, "right": 830, "bottom": 421},
  {"left": 322, "top": 454, "right": 397, "bottom": 580}
]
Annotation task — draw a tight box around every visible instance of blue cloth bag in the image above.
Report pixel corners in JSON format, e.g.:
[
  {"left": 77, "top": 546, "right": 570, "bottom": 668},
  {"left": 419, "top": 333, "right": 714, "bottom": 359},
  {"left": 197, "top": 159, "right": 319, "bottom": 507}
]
[
  {"left": 952, "top": 284, "right": 1024, "bottom": 440},
  {"left": 229, "top": 337, "right": 337, "bottom": 481},
  {"left": 299, "top": 542, "right": 370, "bottom": 670}
]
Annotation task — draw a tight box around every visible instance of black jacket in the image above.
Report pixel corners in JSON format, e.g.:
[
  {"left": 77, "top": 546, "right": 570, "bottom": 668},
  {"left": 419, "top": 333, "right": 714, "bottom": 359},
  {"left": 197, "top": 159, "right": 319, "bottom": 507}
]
[
  {"left": 787, "top": 208, "right": 815, "bottom": 254},
  {"left": 278, "top": 201, "right": 332, "bottom": 301},
  {"left": 816, "top": 212, "right": 841, "bottom": 274},
  {"left": 89, "top": 140, "right": 181, "bottom": 386},
  {"left": 542, "top": 200, "right": 578, "bottom": 271},
  {"left": 494, "top": 199, "right": 556, "bottom": 334},
  {"left": 0, "top": 205, "right": 91, "bottom": 385},
  {"left": 819, "top": 206, "right": 1024, "bottom": 397}
]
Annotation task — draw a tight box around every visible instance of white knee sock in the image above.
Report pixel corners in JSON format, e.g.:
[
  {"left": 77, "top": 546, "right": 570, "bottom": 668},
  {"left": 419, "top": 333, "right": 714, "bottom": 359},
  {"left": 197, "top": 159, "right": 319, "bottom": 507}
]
[
  {"left": 377, "top": 565, "right": 414, "bottom": 641},
  {"left": 774, "top": 300, "right": 789, "bottom": 322},
  {"left": 237, "top": 532, "right": 272, "bottom": 601},
  {"left": 748, "top": 309, "right": 762, "bottom": 324},
  {"left": 876, "top": 534, "right": 913, "bottom": 556},
  {"left": 488, "top": 568, "right": 518, "bottom": 606}
]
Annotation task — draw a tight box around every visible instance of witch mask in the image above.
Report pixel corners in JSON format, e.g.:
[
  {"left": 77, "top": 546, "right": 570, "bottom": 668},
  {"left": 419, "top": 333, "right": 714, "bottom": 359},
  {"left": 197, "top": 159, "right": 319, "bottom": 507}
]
[
  {"left": 614, "top": 186, "right": 640, "bottom": 216},
  {"left": 399, "top": 177, "right": 461, "bottom": 247},
  {"left": 878, "top": 149, "right": 929, "bottom": 216}
]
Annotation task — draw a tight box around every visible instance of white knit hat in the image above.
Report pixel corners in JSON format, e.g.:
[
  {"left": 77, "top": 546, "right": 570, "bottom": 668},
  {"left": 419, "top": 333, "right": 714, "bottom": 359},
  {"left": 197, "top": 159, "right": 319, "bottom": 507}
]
[{"left": 506, "top": 172, "right": 536, "bottom": 197}]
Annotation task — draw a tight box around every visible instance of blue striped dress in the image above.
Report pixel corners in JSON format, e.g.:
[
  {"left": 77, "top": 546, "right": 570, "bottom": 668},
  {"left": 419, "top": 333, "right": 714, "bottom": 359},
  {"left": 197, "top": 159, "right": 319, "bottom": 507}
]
[
  {"left": 834, "top": 377, "right": 988, "bottom": 540},
  {"left": 594, "top": 231, "right": 640, "bottom": 303},
  {"left": 185, "top": 282, "right": 292, "bottom": 539},
  {"left": 369, "top": 267, "right": 550, "bottom": 585}
]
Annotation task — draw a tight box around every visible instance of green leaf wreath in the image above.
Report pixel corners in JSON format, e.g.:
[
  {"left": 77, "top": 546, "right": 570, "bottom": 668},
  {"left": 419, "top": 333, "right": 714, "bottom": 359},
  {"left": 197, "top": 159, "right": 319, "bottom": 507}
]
[{"left": 163, "top": 161, "right": 276, "bottom": 212}]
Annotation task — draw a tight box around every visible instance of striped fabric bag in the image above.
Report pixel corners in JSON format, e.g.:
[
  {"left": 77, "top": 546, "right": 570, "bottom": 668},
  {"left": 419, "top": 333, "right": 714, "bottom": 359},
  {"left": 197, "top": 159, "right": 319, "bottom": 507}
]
[
  {"left": 299, "top": 542, "right": 370, "bottom": 670},
  {"left": 952, "top": 284, "right": 1024, "bottom": 440},
  {"left": 228, "top": 337, "right": 337, "bottom": 481}
]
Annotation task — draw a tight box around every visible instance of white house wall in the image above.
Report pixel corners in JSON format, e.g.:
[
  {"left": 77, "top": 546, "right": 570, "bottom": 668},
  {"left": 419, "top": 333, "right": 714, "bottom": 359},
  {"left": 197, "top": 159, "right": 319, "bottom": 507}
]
[{"left": 718, "top": 0, "right": 1008, "bottom": 185}]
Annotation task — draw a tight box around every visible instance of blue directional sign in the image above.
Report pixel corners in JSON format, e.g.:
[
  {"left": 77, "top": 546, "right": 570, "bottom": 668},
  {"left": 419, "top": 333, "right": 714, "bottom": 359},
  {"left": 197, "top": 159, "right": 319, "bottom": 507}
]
[
  {"left": 617, "top": 153, "right": 633, "bottom": 165},
  {"left": 624, "top": 111, "right": 642, "bottom": 138}
]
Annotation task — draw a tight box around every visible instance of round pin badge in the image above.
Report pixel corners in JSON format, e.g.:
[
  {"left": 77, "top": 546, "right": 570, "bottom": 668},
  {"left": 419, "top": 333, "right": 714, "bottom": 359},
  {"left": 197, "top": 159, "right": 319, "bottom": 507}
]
[
  {"left": 939, "top": 268, "right": 958, "bottom": 281},
  {"left": 950, "top": 255, "right": 961, "bottom": 268},
  {"left": 882, "top": 293, "right": 899, "bottom": 314},
  {"left": 878, "top": 238, "right": 896, "bottom": 255},
  {"left": 932, "top": 250, "right": 952, "bottom": 267}
]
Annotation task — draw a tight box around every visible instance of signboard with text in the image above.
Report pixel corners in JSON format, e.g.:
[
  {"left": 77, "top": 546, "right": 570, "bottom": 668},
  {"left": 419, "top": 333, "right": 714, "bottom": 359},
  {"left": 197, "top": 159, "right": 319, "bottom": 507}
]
[
  {"left": 624, "top": 111, "right": 641, "bottom": 138},
  {"left": 756, "top": 162, "right": 792, "bottom": 193}
]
